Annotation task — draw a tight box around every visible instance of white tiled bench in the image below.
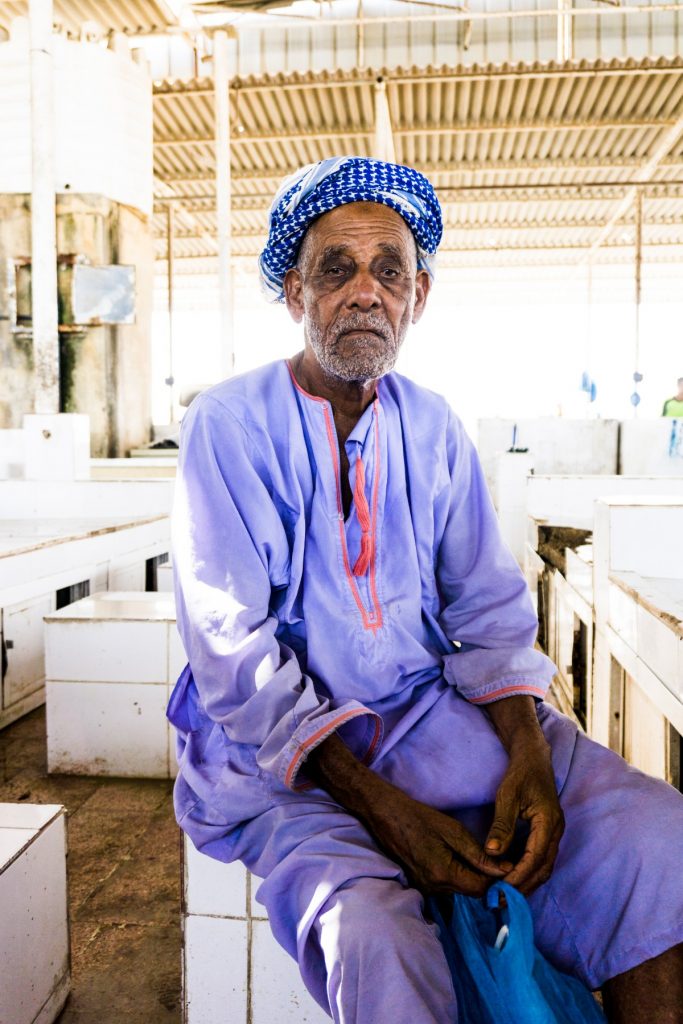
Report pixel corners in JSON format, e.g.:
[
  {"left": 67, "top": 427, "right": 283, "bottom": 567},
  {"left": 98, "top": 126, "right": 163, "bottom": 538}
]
[
  {"left": 0, "top": 803, "right": 69, "bottom": 1024},
  {"left": 183, "top": 836, "right": 329, "bottom": 1024},
  {"left": 45, "top": 592, "right": 184, "bottom": 778}
]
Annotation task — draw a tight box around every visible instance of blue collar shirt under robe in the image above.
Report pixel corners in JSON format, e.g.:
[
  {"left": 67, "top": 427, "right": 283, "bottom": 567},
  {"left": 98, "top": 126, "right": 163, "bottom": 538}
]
[{"left": 169, "top": 359, "right": 558, "bottom": 839}]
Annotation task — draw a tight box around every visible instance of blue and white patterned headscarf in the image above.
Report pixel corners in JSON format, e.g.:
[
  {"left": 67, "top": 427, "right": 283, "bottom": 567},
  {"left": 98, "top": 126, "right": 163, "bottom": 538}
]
[{"left": 258, "top": 156, "right": 443, "bottom": 302}]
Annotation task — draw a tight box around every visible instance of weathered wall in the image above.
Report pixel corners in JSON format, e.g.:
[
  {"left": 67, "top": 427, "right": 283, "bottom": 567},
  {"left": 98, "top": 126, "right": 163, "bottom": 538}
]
[{"left": 0, "top": 193, "right": 152, "bottom": 456}]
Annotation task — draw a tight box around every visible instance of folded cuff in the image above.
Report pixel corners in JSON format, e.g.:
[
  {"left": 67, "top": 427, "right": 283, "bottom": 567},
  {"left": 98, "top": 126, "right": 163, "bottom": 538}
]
[
  {"left": 443, "top": 647, "right": 556, "bottom": 705},
  {"left": 280, "top": 703, "right": 383, "bottom": 791}
]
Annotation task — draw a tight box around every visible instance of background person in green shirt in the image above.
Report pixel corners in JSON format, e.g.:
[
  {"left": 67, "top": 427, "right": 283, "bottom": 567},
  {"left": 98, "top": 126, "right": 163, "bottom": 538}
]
[{"left": 662, "top": 377, "right": 683, "bottom": 416}]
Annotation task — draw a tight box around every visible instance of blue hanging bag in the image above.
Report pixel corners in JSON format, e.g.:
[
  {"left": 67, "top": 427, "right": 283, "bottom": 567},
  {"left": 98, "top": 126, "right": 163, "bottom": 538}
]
[{"left": 429, "top": 882, "right": 606, "bottom": 1024}]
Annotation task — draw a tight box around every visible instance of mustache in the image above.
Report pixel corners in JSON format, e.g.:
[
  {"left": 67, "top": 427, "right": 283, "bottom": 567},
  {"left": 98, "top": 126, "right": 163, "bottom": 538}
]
[{"left": 331, "top": 312, "right": 393, "bottom": 342}]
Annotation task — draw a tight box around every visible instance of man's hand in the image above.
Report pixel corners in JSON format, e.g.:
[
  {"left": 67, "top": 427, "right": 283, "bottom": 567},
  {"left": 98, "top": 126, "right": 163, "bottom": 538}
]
[
  {"left": 361, "top": 780, "right": 513, "bottom": 896},
  {"left": 484, "top": 696, "right": 565, "bottom": 895},
  {"left": 307, "top": 734, "right": 510, "bottom": 897}
]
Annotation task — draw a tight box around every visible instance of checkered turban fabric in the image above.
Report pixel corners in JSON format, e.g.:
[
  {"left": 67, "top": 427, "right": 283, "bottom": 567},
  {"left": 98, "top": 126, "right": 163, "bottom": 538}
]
[{"left": 258, "top": 156, "right": 443, "bottom": 302}]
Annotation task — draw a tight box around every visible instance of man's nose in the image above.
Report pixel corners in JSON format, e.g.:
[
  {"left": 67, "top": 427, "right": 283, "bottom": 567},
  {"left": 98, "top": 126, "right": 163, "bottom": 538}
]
[{"left": 346, "top": 268, "right": 381, "bottom": 310}]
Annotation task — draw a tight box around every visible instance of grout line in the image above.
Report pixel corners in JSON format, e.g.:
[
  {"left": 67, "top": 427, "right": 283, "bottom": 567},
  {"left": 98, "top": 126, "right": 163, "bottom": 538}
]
[{"left": 246, "top": 870, "right": 253, "bottom": 1024}]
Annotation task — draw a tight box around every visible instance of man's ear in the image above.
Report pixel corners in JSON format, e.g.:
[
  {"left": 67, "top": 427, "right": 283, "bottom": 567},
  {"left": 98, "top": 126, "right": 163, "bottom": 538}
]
[
  {"left": 284, "top": 268, "right": 304, "bottom": 323},
  {"left": 411, "top": 270, "right": 432, "bottom": 324}
]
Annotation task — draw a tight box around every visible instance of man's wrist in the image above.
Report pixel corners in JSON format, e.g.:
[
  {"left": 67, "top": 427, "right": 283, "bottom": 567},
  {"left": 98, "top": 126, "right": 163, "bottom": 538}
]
[
  {"left": 485, "top": 694, "right": 549, "bottom": 759},
  {"left": 307, "top": 733, "right": 390, "bottom": 823}
]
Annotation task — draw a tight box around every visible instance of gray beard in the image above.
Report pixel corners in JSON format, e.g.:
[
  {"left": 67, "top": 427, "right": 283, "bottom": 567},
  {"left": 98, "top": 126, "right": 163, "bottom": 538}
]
[{"left": 305, "top": 311, "right": 403, "bottom": 384}]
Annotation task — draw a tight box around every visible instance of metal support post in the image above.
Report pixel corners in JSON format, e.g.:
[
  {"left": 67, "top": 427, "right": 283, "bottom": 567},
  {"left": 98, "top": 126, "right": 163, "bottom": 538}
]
[
  {"left": 214, "top": 29, "right": 234, "bottom": 379},
  {"left": 556, "top": 0, "right": 573, "bottom": 62},
  {"left": 373, "top": 78, "right": 396, "bottom": 164},
  {"left": 166, "top": 205, "right": 175, "bottom": 424},
  {"left": 632, "top": 188, "right": 643, "bottom": 417},
  {"left": 29, "top": 0, "right": 60, "bottom": 414}
]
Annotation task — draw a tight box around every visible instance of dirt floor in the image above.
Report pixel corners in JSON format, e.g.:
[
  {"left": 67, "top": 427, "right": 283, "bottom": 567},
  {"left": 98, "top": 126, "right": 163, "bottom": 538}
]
[{"left": 0, "top": 707, "right": 181, "bottom": 1023}]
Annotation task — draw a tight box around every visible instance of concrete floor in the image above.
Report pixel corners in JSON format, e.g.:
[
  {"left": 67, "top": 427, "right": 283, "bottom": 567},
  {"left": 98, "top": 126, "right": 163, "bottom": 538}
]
[{"left": 0, "top": 706, "right": 181, "bottom": 1023}]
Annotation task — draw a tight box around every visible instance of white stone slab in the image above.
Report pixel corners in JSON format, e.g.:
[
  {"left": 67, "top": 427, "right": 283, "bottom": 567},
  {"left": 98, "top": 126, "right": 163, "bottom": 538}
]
[
  {"left": 185, "top": 916, "right": 247, "bottom": 1024},
  {"left": 0, "top": 810, "right": 69, "bottom": 1024},
  {"left": 184, "top": 837, "right": 248, "bottom": 919},
  {"left": 47, "top": 680, "right": 169, "bottom": 777},
  {"left": 251, "top": 919, "right": 329, "bottom": 1024},
  {"left": 0, "top": 827, "right": 38, "bottom": 866},
  {"left": 45, "top": 619, "right": 168, "bottom": 684},
  {"left": 45, "top": 592, "right": 176, "bottom": 622}
]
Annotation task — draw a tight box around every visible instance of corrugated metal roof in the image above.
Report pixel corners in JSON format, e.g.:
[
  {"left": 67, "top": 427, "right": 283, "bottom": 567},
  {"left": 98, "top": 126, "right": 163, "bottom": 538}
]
[
  {"left": 152, "top": 56, "right": 683, "bottom": 268},
  {"left": 0, "top": 0, "right": 180, "bottom": 36}
]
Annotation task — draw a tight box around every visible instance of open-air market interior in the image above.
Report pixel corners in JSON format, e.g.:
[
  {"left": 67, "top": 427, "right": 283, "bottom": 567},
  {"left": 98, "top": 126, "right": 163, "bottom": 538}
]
[{"left": 1, "top": 1, "right": 683, "bottom": 1022}]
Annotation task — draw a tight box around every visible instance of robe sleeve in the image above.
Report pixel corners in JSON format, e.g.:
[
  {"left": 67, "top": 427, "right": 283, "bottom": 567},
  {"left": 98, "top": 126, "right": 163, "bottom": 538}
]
[
  {"left": 172, "top": 393, "right": 382, "bottom": 790},
  {"left": 437, "top": 409, "right": 556, "bottom": 704}
]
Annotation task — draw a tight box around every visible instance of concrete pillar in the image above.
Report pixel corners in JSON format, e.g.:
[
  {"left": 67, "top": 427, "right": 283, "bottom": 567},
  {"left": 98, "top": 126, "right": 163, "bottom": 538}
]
[
  {"left": 29, "top": 0, "right": 60, "bottom": 414},
  {"left": 214, "top": 29, "right": 233, "bottom": 380}
]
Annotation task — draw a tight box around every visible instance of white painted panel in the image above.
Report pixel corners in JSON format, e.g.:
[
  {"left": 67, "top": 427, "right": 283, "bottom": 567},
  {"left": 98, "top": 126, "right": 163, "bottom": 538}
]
[
  {"left": 0, "top": 815, "right": 69, "bottom": 1024},
  {"left": 45, "top": 619, "right": 168, "bottom": 683},
  {"left": 623, "top": 675, "right": 668, "bottom": 781},
  {"left": 0, "top": 37, "right": 152, "bottom": 213},
  {"left": 185, "top": 917, "right": 247, "bottom": 1024},
  {"left": 47, "top": 680, "right": 169, "bottom": 777},
  {"left": 252, "top": 920, "right": 329, "bottom": 1024},
  {"left": 608, "top": 584, "right": 638, "bottom": 652},
  {"left": 2, "top": 592, "right": 54, "bottom": 707},
  {"left": 184, "top": 837, "right": 247, "bottom": 919},
  {"left": 620, "top": 420, "right": 683, "bottom": 477},
  {"left": 157, "top": 562, "right": 174, "bottom": 592},
  {"left": 109, "top": 561, "right": 146, "bottom": 592},
  {"left": 609, "top": 506, "right": 683, "bottom": 579},
  {"left": 637, "top": 606, "right": 680, "bottom": 694}
]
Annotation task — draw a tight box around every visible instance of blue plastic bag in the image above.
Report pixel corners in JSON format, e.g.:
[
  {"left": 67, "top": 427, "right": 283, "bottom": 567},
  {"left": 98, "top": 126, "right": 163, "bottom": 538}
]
[{"left": 429, "top": 882, "right": 606, "bottom": 1024}]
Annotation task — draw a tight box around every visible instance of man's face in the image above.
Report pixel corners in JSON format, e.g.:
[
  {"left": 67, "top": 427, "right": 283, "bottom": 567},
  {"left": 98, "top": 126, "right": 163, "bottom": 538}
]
[{"left": 283, "top": 202, "right": 430, "bottom": 384}]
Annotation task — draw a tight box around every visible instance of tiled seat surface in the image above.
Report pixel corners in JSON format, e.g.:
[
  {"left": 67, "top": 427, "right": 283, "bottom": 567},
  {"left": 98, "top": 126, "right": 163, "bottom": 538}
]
[{"left": 183, "top": 837, "right": 329, "bottom": 1024}]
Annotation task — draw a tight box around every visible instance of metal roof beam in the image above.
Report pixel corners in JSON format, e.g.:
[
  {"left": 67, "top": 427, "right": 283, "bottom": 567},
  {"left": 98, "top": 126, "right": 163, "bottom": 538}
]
[
  {"left": 154, "top": 157, "right": 683, "bottom": 185},
  {"left": 154, "top": 116, "right": 677, "bottom": 148},
  {"left": 152, "top": 61, "right": 683, "bottom": 99},
  {"left": 584, "top": 111, "right": 683, "bottom": 259}
]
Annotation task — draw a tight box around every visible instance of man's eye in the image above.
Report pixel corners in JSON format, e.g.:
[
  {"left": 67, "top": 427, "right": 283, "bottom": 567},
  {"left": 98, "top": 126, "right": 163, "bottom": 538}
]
[
  {"left": 324, "top": 266, "right": 346, "bottom": 276},
  {"left": 381, "top": 267, "right": 400, "bottom": 278}
]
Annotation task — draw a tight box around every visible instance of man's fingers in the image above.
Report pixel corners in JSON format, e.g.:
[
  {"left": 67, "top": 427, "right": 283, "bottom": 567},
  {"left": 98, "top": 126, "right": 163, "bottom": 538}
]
[
  {"left": 505, "top": 818, "right": 563, "bottom": 893},
  {"left": 485, "top": 790, "right": 519, "bottom": 857},
  {"left": 452, "top": 826, "right": 513, "bottom": 877}
]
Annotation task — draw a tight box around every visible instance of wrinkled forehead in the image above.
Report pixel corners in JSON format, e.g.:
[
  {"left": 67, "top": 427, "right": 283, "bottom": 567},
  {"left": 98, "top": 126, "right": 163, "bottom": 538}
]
[{"left": 299, "top": 201, "right": 419, "bottom": 264}]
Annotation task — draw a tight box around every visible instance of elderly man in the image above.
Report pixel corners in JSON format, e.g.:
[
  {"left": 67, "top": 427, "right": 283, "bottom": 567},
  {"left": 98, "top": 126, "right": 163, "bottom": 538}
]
[{"left": 168, "top": 158, "right": 683, "bottom": 1024}]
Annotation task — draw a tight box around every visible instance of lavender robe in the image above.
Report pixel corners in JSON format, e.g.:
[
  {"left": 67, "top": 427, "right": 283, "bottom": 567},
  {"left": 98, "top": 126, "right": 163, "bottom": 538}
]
[{"left": 168, "top": 359, "right": 683, "bottom": 1008}]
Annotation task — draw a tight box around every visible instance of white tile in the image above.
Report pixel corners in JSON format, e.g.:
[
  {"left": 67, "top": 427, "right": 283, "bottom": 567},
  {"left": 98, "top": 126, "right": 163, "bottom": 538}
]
[
  {"left": 168, "top": 688, "right": 179, "bottom": 780},
  {"left": 251, "top": 919, "right": 329, "bottom": 1024},
  {"left": 185, "top": 916, "right": 247, "bottom": 1024},
  {"left": 0, "top": 803, "right": 63, "bottom": 831},
  {"left": 45, "top": 620, "right": 168, "bottom": 683},
  {"left": 168, "top": 624, "right": 186, "bottom": 683},
  {"left": 47, "top": 681, "right": 170, "bottom": 777},
  {"left": 0, "top": 815, "right": 69, "bottom": 1024},
  {"left": 184, "top": 835, "right": 247, "bottom": 919}
]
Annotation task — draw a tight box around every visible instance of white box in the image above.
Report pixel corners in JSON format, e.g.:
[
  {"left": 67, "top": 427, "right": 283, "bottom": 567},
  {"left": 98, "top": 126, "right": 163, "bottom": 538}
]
[
  {"left": 45, "top": 592, "right": 178, "bottom": 777},
  {"left": 0, "top": 803, "right": 69, "bottom": 1024}
]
